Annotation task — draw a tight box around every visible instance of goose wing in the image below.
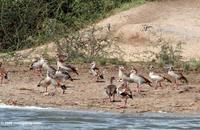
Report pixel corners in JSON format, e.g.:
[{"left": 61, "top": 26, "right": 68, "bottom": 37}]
[{"left": 65, "top": 64, "right": 79, "bottom": 75}]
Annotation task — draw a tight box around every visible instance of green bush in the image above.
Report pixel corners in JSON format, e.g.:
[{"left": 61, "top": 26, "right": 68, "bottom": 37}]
[
  {"left": 0, "top": 0, "right": 146, "bottom": 52},
  {"left": 156, "top": 42, "right": 182, "bottom": 66}
]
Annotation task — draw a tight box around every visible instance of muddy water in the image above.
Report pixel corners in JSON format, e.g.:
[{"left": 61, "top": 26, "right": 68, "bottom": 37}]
[{"left": 0, "top": 104, "right": 199, "bottom": 130}]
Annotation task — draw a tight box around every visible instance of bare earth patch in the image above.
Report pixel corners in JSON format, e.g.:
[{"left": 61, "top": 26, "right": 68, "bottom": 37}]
[
  {"left": 0, "top": 65, "right": 200, "bottom": 113},
  {"left": 97, "top": 0, "right": 200, "bottom": 61}
]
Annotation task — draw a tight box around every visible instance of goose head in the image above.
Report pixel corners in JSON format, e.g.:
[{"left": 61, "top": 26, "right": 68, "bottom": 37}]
[
  {"left": 57, "top": 53, "right": 68, "bottom": 62},
  {"left": 149, "top": 65, "right": 154, "bottom": 70},
  {"left": 130, "top": 68, "right": 137, "bottom": 74},
  {"left": 164, "top": 64, "right": 174, "bottom": 71},
  {"left": 90, "top": 61, "right": 96, "bottom": 68},
  {"left": 119, "top": 66, "right": 125, "bottom": 71}
]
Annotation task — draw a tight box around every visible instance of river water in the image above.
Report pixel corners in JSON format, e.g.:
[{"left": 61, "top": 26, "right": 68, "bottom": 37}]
[{"left": 0, "top": 104, "right": 199, "bottom": 130}]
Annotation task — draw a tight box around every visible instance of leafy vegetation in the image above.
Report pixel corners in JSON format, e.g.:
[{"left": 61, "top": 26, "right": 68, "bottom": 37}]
[
  {"left": 0, "top": 0, "right": 148, "bottom": 52},
  {"left": 156, "top": 42, "right": 182, "bottom": 66}
]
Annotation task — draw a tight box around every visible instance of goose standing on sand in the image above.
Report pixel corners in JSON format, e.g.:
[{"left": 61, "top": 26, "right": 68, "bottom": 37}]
[
  {"left": 30, "top": 57, "right": 46, "bottom": 77},
  {"left": 41, "top": 59, "right": 57, "bottom": 77},
  {"left": 118, "top": 66, "right": 130, "bottom": 82},
  {"left": 90, "top": 61, "right": 104, "bottom": 82},
  {"left": 37, "top": 71, "right": 68, "bottom": 95},
  {"left": 45, "top": 61, "right": 73, "bottom": 93},
  {"left": 0, "top": 62, "right": 8, "bottom": 84},
  {"left": 129, "top": 68, "right": 152, "bottom": 93},
  {"left": 149, "top": 66, "right": 172, "bottom": 89},
  {"left": 166, "top": 66, "right": 188, "bottom": 89},
  {"left": 57, "top": 54, "right": 79, "bottom": 75},
  {"left": 105, "top": 76, "right": 117, "bottom": 102},
  {"left": 117, "top": 82, "right": 133, "bottom": 108}
]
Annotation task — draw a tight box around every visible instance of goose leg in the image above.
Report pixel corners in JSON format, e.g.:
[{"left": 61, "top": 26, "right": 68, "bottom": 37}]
[
  {"left": 0, "top": 76, "right": 3, "bottom": 84},
  {"left": 112, "top": 94, "right": 116, "bottom": 102},
  {"left": 96, "top": 76, "right": 99, "bottom": 82},
  {"left": 159, "top": 82, "right": 163, "bottom": 89},
  {"left": 155, "top": 81, "right": 158, "bottom": 90},
  {"left": 138, "top": 85, "right": 141, "bottom": 93},
  {"left": 45, "top": 86, "right": 48, "bottom": 92},
  {"left": 117, "top": 98, "right": 128, "bottom": 109},
  {"left": 124, "top": 98, "right": 128, "bottom": 108},
  {"left": 109, "top": 95, "right": 111, "bottom": 102},
  {"left": 175, "top": 80, "right": 179, "bottom": 90},
  {"left": 136, "top": 84, "right": 139, "bottom": 93}
]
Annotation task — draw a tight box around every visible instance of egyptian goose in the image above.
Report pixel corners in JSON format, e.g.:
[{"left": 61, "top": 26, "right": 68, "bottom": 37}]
[
  {"left": 41, "top": 60, "right": 56, "bottom": 77},
  {"left": 149, "top": 66, "right": 171, "bottom": 89},
  {"left": 117, "top": 82, "right": 133, "bottom": 108},
  {"left": 30, "top": 57, "right": 46, "bottom": 77},
  {"left": 57, "top": 54, "right": 79, "bottom": 75},
  {"left": 90, "top": 61, "right": 104, "bottom": 82},
  {"left": 167, "top": 66, "right": 188, "bottom": 89},
  {"left": 37, "top": 73, "right": 52, "bottom": 92},
  {"left": 118, "top": 66, "right": 130, "bottom": 82},
  {"left": 129, "top": 68, "right": 152, "bottom": 93},
  {"left": 37, "top": 71, "right": 68, "bottom": 95},
  {"left": 0, "top": 62, "right": 8, "bottom": 84},
  {"left": 105, "top": 76, "right": 117, "bottom": 102}
]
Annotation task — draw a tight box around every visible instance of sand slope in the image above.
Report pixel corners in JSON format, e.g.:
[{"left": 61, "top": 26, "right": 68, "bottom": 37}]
[{"left": 97, "top": 0, "right": 200, "bottom": 61}]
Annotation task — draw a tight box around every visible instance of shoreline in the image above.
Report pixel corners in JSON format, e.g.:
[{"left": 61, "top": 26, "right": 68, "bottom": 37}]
[
  {"left": 0, "top": 65, "right": 200, "bottom": 114},
  {"left": 1, "top": 102, "right": 200, "bottom": 117}
]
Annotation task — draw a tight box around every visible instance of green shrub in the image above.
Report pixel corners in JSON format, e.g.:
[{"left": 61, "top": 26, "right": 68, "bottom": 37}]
[
  {"left": 0, "top": 0, "right": 147, "bottom": 52},
  {"left": 156, "top": 42, "right": 182, "bottom": 66}
]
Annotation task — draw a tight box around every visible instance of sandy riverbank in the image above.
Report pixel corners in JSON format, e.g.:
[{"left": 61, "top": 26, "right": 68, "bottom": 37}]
[{"left": 0, "top": 64, "right": 200, "bottom": 113}]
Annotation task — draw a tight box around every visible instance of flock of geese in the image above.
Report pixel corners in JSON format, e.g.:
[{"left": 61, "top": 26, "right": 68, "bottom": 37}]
[{"left": 0, "top": 54, "right": 188, "bottom": 109}]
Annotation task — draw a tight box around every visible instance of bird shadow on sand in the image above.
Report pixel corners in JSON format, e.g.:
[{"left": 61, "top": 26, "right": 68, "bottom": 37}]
[
  {"left": 65, "top": 85, "right": 75, "bottom": 88},
  {"left": 72, "top": 78, "right": 80, "bottom": 81},
  {"left": 96, "top": 80, "right": 105, "bottom": 83}
]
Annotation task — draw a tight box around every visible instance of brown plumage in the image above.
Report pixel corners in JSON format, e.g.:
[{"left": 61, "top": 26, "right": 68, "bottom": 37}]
[
  {"left": 105, "top": 77, "right": 117, "bottom": 102},
  {"left": 138, "top": 74, "right": 152, "bottom": 87},
  {"left": 65, "top": 64, "right": 79, "bottom": 75},
  {"left": 117, "top": 82, "right": 133, "bottom": 108},
  {"left": 90, "top": 61, "right": 104, "bottom": 82},
  {"left": 57, "top": 54, "right": 79, "bottom": 75},
  {"left": 0, "top": 63, "right": 8, "bottom": 84},
  {"left": 167, "top": 66, "right": 188, "bottom": 89},
  {"left": 129, "top": 68, "right": 152, "bottom": 93}
]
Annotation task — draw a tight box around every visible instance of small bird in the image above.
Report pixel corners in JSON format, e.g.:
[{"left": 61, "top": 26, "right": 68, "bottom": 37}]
[
  {"left": 129, "top": 68, "right": 152, "bottom": 93},
  {"left": 30, "top": 57, "right": 46, "bottom": 77},
  {"left": 105, "top": 76, "right": 117, "bottom": 102},
  {"left": 57, "top": 54, "right": 79, "bottom": 75},
  {"left": 90, "top": 61, "right": 104, "bottom": 82},
  {"left": 149, "top": 66, "right": 171, "bottom": 89},
  {"left": 117, "top": 82, "right": 133, "bottom": 108},
  {"left": 167, "top": 66, "right": 188, "bottom": 89},
  {"left": 0, "top": 62, "right": 8, "bottom": 84}
]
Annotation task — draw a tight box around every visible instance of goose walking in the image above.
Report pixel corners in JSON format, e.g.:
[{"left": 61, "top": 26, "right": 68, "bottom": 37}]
[
  {"left": 117, "top": 82, "right": 133, "bottom": 108},
  {"left": 0, "top": 62, "right": 8, "bottom": 84},
  {"left": 167, "top": 66, "right": 188, "bottom": 89},
  {"left": 57, "top": 54, "right": 79, "bottom": 75},
  {"left": 90, "top": 61, "right": 104, "bottom": 82},
  {"left": 30, "top": 57, "right": 46, "bottom": 77},
  {"left": 105, "top": 76, "right": 117, "bottom": 102},
  {"left": 37, "top": 71, "right": 68, "bottom": 95},
  {"left": 118, "top": 66, "right": 130, "bottom": 82},
  {"left": 149, "top": 66, "right": 171, "bottom": 89},
  {"left": 37, "top": 73, "right": 52, "bottom": 93},
  {"left": 129, "top": 68, "right": 152, "bottom": 93}
]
